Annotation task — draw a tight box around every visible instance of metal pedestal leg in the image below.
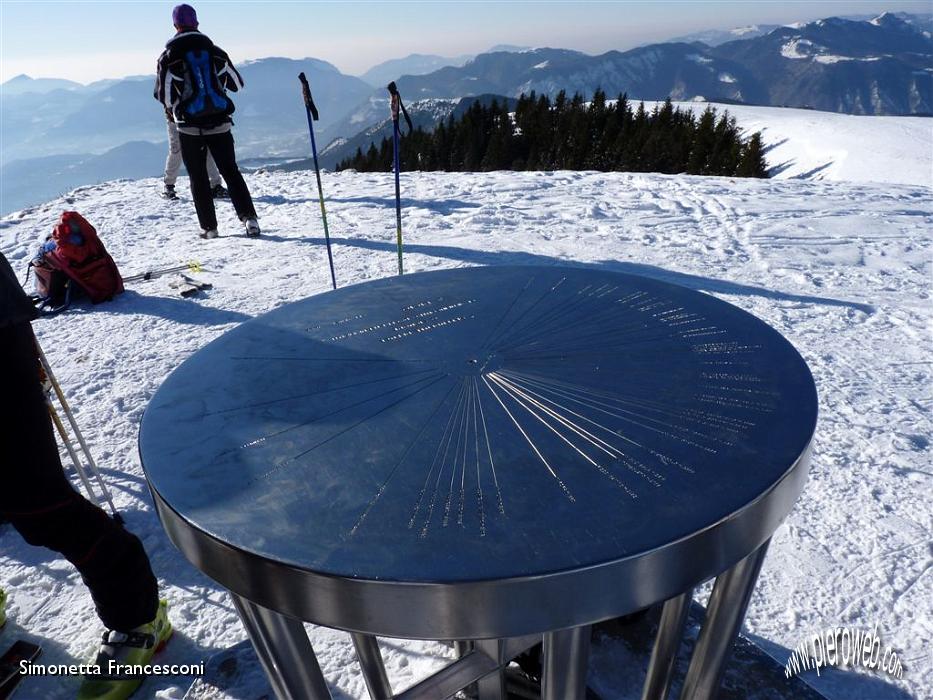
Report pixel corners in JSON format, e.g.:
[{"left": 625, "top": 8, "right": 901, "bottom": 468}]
[
  {"left": 231, "top": 593, "right": 333, "bottom": 700},
  {"left": 475, "top": 639, "right": 507, "bottom": 700},
  {"left": 351, "top": 633, "right": 393, "bottom": 699},
  {"left": 641, "top": 589, "right": 694, "bottom": 700},
  {"left": 679, "top": 540, "right": 771, "bottom": 700},
  {"left": 541, "top": 625, "right": 591, "bottom": 700}
]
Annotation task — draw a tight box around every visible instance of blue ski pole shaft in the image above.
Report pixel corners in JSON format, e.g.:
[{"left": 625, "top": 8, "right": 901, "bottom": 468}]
[
  {"left": 392, "top": 116, "right": 403, "bottom": 276},
  {"left": 299, "top": 73, "right": 337, "bottom": 289}
]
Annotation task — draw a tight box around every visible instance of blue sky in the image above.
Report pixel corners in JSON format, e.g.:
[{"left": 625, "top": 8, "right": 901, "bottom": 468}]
[{"left": 1, "top": 1, "right": 930, "bottom": 83}]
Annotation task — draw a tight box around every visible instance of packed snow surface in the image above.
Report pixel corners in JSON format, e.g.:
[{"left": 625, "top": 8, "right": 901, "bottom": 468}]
[
  {"left": 672, "top": 102, "right": 932, "bottom": 187},
  {"left": 0, "top": 161, "right": 930, "bottom": 700}
]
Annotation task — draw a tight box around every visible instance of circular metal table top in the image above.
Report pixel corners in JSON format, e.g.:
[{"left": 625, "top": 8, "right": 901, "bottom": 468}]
[{"left": 141, "top": 265, "right": 817, "bottom": 639}]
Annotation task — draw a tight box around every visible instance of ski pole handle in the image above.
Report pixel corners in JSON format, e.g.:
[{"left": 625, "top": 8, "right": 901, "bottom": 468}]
[{"left": 298, "top": 72, "right": 319, "bottom": 121}]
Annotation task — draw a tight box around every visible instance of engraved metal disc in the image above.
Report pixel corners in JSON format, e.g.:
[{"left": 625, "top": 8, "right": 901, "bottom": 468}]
[{"left": 141, "top": 266, "right": 817, "bottom": 637}]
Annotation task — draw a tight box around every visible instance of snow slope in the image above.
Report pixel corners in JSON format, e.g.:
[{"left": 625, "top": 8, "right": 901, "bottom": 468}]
[
  {"left": 0, "top": 165, "right": 930, "bottom": 700},
  {"left": 672, "top": 101, "right": 933, "bottom": 186}
]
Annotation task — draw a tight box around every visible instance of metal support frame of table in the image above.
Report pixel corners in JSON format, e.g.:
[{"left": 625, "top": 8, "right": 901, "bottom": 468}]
[{"left": 141, "top": 266, "right": 817, "bottom": 700}]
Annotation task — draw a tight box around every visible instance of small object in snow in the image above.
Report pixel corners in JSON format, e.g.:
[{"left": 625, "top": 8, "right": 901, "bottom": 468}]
[
  {"left": 211, "top": 184, "right": 229, "bottom": 199},
  {"left": 243, "top": 218, "right": 260, "bottom": 237},
  {"left": 0, "top": 640, "right": 42, "bottom": 699},
  {"left": 200, "top": 229, "right": 218, "bottom": 240},
  {"left": 161, "top": 184, "right": 178, "bottom": 201},
  {"left": 170, "top": 274, "right": 212, "bottom": 298}
]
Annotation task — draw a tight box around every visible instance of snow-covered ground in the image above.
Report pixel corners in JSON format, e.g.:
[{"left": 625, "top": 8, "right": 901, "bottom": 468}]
[
  {"left": 0, "top": 126, "right": 930, "bottom": 699},
  {"left": 674, "top": 101, "right": 933, "bottom": 186}
]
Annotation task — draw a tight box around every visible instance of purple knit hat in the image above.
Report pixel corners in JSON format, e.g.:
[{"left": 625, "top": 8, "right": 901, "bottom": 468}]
[{"left": 172, "top": 4, "right": 198, "bottom": 28}]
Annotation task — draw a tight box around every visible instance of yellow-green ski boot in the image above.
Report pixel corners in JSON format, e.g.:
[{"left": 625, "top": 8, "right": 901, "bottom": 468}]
[{"left": 77, "top": 599, "right": 172, "bottom": 700}]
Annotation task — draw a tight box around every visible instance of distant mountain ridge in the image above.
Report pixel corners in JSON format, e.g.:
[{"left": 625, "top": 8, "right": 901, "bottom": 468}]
[
  {"left": 390, "top": 13, "right": 930, "bottom": 114},
  {"left": 2, "top": 11, "right": 930, "bottom": 215},
  {"left": 0, "top": 57, "right": 373, "bottom": 165},
  {"left": 359, "top": 53, "right": 473, "bottom": 87}
]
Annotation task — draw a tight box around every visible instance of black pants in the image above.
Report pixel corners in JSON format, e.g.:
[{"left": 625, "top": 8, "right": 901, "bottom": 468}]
[
  {"left": 0, "top": 322, "right": 158, "bottom": 632},
  {"left": 179, "top": 129, "right": 256, "bottom": 231}
]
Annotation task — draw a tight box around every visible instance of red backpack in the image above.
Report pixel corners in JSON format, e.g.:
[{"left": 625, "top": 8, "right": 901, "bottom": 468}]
[{"left": 31, "top": 212, "right": 124, "bottom": 312}]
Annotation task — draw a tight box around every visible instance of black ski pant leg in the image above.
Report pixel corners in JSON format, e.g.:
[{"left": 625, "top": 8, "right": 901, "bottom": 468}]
[
  {"left": 179, "top": 131, "right": 217, "bottom": 231},
  {"left": 205, "top": 130, "right": 256, "bottom": 221},
  {"left": 0, "top": 322, "right": 158, "bottom": 633}
]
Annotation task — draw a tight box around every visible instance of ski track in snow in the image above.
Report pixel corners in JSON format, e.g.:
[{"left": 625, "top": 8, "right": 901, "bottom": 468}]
[{"left": 0, "top": 168, "right": 930, "bottom": 700}]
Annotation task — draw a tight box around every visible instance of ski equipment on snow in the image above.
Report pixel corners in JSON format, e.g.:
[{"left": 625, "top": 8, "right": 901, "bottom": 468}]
[
  {"left": 28, "top": 212, "right": 124, "bottom": 313},
  {"left": 298, "top": 72, "right": 337, "bottom": 290},
  {"left": 387, "top": 81, "right": 411, "bottom": 276},
  {"left": 0, "top": 640, "right": 42, "bottom": 700},
  {"left": 170, "top": 274, "right": 212, "bottom": 298},
  {"left": 122, "top": 261, "right": 202, "bottom": 283},
  {"left": 36, "top": 339, "right": 123, "bottom": 524}
]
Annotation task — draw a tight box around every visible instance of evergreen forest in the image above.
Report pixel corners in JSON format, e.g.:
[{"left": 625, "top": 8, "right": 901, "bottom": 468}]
[{"left": 337, "top": 91, "right": 769, "bottom": 178}]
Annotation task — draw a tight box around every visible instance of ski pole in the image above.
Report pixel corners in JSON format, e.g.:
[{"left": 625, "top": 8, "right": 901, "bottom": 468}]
[
  {"left": 298, "top": 72, "right": 337, "bottom": 290},
  {"left": 35, "top": 340, "right": 123, "bottom": 523},
  {"left": 47, "top": 401, "right": 99, "bottom": 508},
  {"left": 122, "top": 260, "right": 201, "bottom": 284},
  {"left": 387, "top": 81, "right": 411, "bottom": 276}
]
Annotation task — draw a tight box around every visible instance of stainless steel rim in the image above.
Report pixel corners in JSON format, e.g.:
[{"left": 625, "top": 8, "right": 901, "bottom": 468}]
[{"left": 148, "top": 439, "right": 811, "bottom": 640}]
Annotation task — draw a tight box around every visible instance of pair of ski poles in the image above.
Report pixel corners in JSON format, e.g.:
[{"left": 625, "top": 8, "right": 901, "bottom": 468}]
[
  {"left": 36, "top": 339, "right": 123, "bottom": 525},
  {"left": 297, "top": 74, "right": 412, "bottom": 281}
]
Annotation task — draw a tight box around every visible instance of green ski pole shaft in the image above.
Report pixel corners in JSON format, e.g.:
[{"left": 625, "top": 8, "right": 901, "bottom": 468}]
[{"left": 299, "top": 72, "right": 337, "bottom": 289}]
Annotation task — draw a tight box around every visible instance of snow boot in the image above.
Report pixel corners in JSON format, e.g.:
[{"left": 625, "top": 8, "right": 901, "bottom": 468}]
[
  {"left": 77, "top": 599, "right": 172, "bottom": 700},
  {"left": 0, "top": 588, "right": 6, "bottom": 628},
  {"left": 243, "top": 217, "right": 261, "bottom": 237},
  {"left": 200, "top": 228, "right": 218, "bottom": 240},
  {"left": 211, "top": 184, "right": 229, "bottom": 199},
  {"left": 160, "top": 184, "right": 178, "bottom": 200}
]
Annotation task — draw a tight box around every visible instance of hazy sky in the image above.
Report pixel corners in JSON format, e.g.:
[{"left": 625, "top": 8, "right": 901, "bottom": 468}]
[{"left": 1, "top": 0, "right": 930, "bottom": 84}]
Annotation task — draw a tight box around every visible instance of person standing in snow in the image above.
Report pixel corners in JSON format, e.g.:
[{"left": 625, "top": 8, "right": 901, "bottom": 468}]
[
  {"left": 154, "top": 4, "right": 259, "bottom": 238},
  {"left": 161, "top": 108, "right": 228, "bottom": 201},
  {"left": 0, "top": 252, "right": 170, "bottom": 699}
]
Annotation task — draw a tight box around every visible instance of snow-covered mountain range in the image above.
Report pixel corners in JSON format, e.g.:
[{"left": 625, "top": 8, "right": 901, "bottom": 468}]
[{"left": 1, "top": 12, "right": 930, "bottom": 215}]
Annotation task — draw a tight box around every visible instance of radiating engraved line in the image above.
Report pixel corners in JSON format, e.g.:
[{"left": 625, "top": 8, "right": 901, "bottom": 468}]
[
  {"left": 497, "top": 303, "right": 648, "bottom": 354},
  {"left": 504, "top": 369, "right": 750, "bottom": 439},
  {"left": 487, "top": 276, "right": 569, "bottom": 350},
  {"left": 475, "top": 376, "right": 505, "bottom": 516},
  {"left": 500, "top": 329, "right": 706, "bottom": 358},
  {"left": 496, "top": 371, "right": 677, "bottom": 485},
  {"left": 495, "top": 281, "right": 606, "bottom": 351},
  {"left": 421, "top": 379, "right": 470, "bottom": 537},
  {"left": 206, "top": 368, "right": 438, "bottom": 415},
  {"left": 488, "top": 374, "right": 638, "bottom": 497},
  {"left": 482, "top": 375, "right": 575, "bottom": 502},
  {"left": 221, "top": 373, "right": 445, "bottom": 456},
  {"left": 499, "top": 372, "right": 718, "bottom": 452},
  {"left": 501, "top": 319, "right": 673, "bottom": 355},
  {"left": 230, "top": 355, "right": 430, "bottom": 363},
  {"left": 350, "top": 378, "right": 459, "bottom": 536},
  {"left": 409, "top": 380, "right": 467, "bottom": 528},
  {"left": 507, "top": 371, "right": 725, "bottom": 449},
  {"left": 479, "top": 275, "right": 535, "bottom": 353},
  {"left": 249, "top": 374, "right": 447, "bottom": 483},
  {"left": 493, "top": 373, "right": 639, "bottom": 455},
  {"left": 471, "top": 377, "right": 487, "bottom": 536},
  {"left": 499, "top": 283, "right": 647, "bottom": 350},
  {"left": 458, "top": 381, "right": 472, "bottom": 527},
  {"left": 444, "top": 378, "right": 472, "bottom": 527}
]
